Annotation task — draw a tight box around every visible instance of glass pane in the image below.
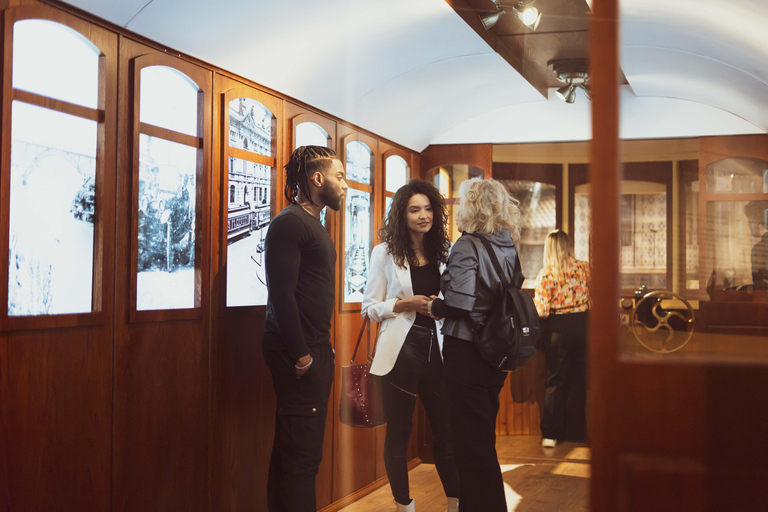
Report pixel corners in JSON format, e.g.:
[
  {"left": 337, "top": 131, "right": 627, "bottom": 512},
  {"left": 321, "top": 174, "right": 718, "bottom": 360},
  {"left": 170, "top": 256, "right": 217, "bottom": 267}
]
[
  {"left": 385, "top": 155, "right": 407, "bottom": 193},
  {"left": 295, "top": 122, "right": 328, "bottom": 148},
  {"left": 140, "top": 66, "right": 198, "bottom": 137},
  {"left": 13, "top": 20, "right": 99, "bottom": 109},
  {"left": 137, "top": 134, "right": 196, "bottom": 310},
  {"left": 706, "top": 158, "right": 768, "bottom": 194},
  {"left": 683, "top": 179, "right": 700, "bottom": 291},
  {"left": 8, "top": 101, "right": 96, "bottom": 315},
  {"left": 428, "top": 164, "right": 484, "bottom": 243},
  {"left": 501, "top": 180, "right": 557, "bottom": 287},
  {"left": 385, "top": 196, "right": 393, "bottom": 220},
  {"left": 576, "top": 181, "right": 668, "bottom": 290},
  {"left": 574, "top": 188, "right": 591, "bottom": 262},
  {"left": 344, "top": 188, "right": 370, "bottom": 303},
  {"left": 346, "top": 141, "right": 371, "bottom": 185},
  {"left": 229, "top": 97, "right": 273, "bottom": 157},
  {"left": 705, "top": 201, "right": 761, "bottom": 291},
  {"left": 226, "top": 156, "right": 271, "bottom": 307}
]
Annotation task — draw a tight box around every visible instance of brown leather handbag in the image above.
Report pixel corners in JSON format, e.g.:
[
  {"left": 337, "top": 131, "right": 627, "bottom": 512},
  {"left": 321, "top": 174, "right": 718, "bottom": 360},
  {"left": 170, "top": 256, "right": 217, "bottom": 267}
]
[{"left": 339, "top": 316, "right": 386, "bottom": 428}]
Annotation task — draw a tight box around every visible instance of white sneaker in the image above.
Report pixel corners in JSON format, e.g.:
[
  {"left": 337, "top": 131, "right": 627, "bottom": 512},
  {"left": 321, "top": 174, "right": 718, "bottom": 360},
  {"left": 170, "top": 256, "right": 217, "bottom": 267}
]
[
  {"left": 542, "top": 438, "right": 557, "bottom": 448},
  {"left": 395, "top": 499, "right": 415, "bottom": 512}
]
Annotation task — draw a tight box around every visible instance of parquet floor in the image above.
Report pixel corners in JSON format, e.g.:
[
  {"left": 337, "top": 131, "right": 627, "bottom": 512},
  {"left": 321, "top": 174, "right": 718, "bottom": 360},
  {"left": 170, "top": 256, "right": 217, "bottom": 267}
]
[{"left": 339, "top": 435, "right": 589, "bottom": 512}]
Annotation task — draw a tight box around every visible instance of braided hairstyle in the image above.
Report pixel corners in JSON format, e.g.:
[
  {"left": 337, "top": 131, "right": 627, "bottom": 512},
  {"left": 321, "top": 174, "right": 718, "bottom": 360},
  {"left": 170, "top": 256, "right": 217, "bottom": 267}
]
[
  {"left": 284, "top": 145, "right": 338, "bottom": 205},
  {"left": 381, "top": 179, "right": 450, "bottom": 268}
]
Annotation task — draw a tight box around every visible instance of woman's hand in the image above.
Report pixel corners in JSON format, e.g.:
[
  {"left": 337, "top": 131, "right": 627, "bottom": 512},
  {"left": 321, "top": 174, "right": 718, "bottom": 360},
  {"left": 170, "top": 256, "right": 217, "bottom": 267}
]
[{"left": 393, "top": 295, "right": 432, "bottom": 316}]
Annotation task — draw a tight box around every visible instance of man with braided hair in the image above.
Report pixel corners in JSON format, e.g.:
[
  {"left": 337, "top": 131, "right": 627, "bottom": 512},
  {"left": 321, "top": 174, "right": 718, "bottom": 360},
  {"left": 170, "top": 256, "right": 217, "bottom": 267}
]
[{"left": 262, "top": 145, "right": 347, "bottom": 511}]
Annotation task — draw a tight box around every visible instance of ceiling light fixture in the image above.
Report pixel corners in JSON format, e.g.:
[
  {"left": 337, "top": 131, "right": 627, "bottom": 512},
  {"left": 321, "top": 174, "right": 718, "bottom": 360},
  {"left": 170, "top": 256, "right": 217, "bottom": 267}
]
[
  {"left": 479, "top": 1, "right": 542, "bottom": 31},
  {"left": 550, "top": 59, "right": 591, "bottom": 103}
]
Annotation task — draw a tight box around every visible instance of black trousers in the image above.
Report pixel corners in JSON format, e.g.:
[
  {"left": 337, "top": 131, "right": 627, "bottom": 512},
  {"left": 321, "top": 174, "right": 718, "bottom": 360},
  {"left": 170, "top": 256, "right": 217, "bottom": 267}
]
[
  {"left": 540, "top": 311, "right": 588, "bottom": 442},
  {"left": 382, "top": 325, "right": 460, "bottom": 506},
  {"left": 263, "top": 342, "right": 334, "bottom": 512},
  {"left": 443, "top": 335, "right": 508, "bottom": 512}
]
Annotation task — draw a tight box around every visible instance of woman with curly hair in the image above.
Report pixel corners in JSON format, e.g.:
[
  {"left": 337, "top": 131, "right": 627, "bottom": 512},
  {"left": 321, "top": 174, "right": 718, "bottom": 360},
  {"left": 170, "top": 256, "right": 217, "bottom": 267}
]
[
  {"left": 362, "top": 179, "right": 459, "bottom": 512},
  {"left": 428, "top": 178, "right": 522, "bottom": 512}
]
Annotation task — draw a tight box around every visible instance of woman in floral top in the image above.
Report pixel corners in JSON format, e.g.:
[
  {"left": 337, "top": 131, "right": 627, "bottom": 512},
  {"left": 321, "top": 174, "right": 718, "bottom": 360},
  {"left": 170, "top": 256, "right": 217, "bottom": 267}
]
[{"left": 534, "top": 230, "right": 591, "bottom": 448}]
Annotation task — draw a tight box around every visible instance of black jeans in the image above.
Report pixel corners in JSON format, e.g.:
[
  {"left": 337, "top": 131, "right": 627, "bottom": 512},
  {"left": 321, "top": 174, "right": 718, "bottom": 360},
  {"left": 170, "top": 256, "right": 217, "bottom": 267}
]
[
  {"left": 382, "top": 325, "right": 460, "bottom": 506},
  {"left": 540, "top": 311, "right": 588, "bottom": 442},
  {"left": 263, "top": 342, "right": 334, "bottom": 512},
  {"left": 443, "top": 335, "right": 508, "bottom": 512}
]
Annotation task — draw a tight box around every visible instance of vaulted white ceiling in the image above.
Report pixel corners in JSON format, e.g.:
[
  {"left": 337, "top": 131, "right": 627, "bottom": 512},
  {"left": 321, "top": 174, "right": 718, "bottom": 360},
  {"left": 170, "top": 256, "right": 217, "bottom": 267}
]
[{"left": 62, "top": 0, "right": 768, "bottom": 151}]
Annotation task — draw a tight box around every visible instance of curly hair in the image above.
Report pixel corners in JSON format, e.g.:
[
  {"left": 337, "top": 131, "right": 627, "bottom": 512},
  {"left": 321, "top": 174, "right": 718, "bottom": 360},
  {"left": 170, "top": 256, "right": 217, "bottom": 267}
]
[
  {"left": 455, "top": 178, "right": 521, "bottom": 239},
  {"left": 381, "top": 179, "right": 450, "bottom": 268},
  {"left": 284, "top": 145, "right": 338, "bottom": 205}
]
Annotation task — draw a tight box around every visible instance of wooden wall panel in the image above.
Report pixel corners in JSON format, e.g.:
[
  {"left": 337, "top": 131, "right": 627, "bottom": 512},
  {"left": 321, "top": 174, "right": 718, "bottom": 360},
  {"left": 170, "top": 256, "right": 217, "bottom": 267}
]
[
  {"left": 112, "top": 37, "right": 211, "bottom": 512},
  {"left": 0, "top": 330, "right": 112, "bottom": 512},
  {"left": 0, "top": 5, "right": 117, "bottom": 511},
  {"left": 420, "top": 144, "right": 493, "bottom": 178}
]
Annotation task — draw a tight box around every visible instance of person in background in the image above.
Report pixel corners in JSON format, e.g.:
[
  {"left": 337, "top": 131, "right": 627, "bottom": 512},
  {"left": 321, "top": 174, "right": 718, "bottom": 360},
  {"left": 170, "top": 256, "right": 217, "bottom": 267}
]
[
  {"left": 428, "top": 178, "right": 522, "bottom": 512},
  {"left": 362, "top": 179, "right": 460, "bottom": 512},
  {"left": 261, "top": 145, "right": 347, "bottom": 512},
  {"left": 534, "top": 229, "right": 591, "bottom": 448},
  {"left": 745, "top": 200, "right": 768, "bottom": 289}
]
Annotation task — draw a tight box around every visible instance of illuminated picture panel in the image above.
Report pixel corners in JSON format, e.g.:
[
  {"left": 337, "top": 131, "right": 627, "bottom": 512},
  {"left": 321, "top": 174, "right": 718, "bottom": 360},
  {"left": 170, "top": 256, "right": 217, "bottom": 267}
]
[
  {"left": 8, "top": 101, "right": 97, "bottom": 315},
  {"left": 226, "top": 98, "right": 273, "bottom": 307},
  {"left": 137, "top": 134, "right": 197, "bottom": 310},
  {"left": 344, "top": 188, "right": 370, "bottom": 303}
]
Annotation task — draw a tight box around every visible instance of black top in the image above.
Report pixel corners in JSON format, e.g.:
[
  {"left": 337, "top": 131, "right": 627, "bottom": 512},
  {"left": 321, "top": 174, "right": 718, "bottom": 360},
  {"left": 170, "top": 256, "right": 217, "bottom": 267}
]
[
  {"left": 262, "top": 204, "right": 336, "bottom": 361},
  {"left": 410, "top": 262, "right": 439, "bottom": 330}
]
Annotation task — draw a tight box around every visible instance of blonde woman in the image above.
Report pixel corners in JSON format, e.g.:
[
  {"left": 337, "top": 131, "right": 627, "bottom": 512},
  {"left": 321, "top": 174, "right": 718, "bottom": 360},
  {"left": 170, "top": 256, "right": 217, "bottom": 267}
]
[
  {"left": 428, "top": 178, "right": 521, "bottom": 512},
  {"left": 534, "top": 230, "right": 591, "bottom": 448}
]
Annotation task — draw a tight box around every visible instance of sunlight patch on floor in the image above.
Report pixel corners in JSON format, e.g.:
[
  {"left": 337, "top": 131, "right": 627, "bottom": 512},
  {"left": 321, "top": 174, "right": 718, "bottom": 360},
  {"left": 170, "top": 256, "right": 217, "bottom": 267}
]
[
  {"left": 564, "top": 447, "right": 591, "bottom": 461},
  {"left": 552, "top": 461, "right": 591, "bottom": 478},
  {"left": 501, "top": 464, "right": 530, "bottom": 511}
]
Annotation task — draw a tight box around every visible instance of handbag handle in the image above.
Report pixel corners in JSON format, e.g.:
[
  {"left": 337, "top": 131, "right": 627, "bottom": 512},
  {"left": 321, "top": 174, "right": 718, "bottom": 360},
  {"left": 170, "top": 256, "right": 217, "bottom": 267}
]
[{"left": 350, "top": 315, "right": 375, "bottom": 363}]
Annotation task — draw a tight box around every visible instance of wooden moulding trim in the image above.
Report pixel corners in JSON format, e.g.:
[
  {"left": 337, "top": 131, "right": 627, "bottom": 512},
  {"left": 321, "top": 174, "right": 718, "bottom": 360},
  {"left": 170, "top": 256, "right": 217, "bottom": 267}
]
[
  {"left": 227, "top": 146, "right": 274, "bottom": 167},
  {"left": 339, "top": 132, "right": 376, "bottom": 312},
  {"left": 290, "top": 110, "right": 336, "bottom": 150},
  {"left": 700, "top": 193, "right": 768, "bottom": 202},
  {"left": 13, "top": 89, "right": 102, "bottom": 121},
  {"left": 317, "top": 458, "right": 422, "bottom": 512},
  {"left": 1, "top": 5, "right": 117, "bottom": 333},
  {"left": 129, "top": 307, "right": 202, "bottom": 324},
  {"left": 129, "top": 53, "right": 211, "bottom": 323},
  {"left": 139, "top": 122, "right": 200, "bottom": 148},
  {"left": 1, "top": 310, "right": 106, "bottom": 331}
]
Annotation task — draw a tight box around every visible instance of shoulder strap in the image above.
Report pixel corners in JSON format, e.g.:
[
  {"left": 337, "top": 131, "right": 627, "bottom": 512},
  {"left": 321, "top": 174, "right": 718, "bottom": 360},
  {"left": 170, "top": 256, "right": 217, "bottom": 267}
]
[
  {"left": 465, "top": 232, "right": 524, "bottom": 289},
  {"left": 351, "top": 316, "right": 371, "bottom": 362},
  {"left": 351, "top": 316, "right": 381, "bottom": 363}
]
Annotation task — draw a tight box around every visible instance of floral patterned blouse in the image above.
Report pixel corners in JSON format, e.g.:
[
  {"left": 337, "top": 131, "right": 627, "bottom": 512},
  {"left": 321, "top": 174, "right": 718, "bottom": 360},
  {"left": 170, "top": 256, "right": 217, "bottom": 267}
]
[{"left": 534, "top": 258, "right": 591, "bottom": 318}]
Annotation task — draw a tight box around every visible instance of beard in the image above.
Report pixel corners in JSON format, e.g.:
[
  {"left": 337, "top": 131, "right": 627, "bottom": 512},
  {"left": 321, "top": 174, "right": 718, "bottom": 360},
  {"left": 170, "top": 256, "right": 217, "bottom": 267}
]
[{"left": 319, "top": 182, "right": 345, "bottom": 211}]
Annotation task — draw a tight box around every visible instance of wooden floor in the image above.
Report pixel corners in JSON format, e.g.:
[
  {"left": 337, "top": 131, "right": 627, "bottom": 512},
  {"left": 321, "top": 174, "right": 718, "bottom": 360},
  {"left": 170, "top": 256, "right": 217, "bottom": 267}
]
[{"left": 339, "top": 435, "right": 589, "bottom": 512}]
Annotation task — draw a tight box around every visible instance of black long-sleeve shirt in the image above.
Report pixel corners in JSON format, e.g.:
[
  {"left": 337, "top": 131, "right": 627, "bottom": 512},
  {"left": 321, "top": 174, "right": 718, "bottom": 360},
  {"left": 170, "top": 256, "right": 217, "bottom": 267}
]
[{"left": 262, "top": 204, "right": 336, "bottom": 362}]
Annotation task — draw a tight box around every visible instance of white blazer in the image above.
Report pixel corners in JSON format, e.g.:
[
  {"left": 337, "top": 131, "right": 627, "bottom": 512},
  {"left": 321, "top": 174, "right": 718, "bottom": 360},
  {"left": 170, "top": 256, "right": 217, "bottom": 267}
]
[{"left": 361, "top": 243, "right": 444, "bottom": 376}]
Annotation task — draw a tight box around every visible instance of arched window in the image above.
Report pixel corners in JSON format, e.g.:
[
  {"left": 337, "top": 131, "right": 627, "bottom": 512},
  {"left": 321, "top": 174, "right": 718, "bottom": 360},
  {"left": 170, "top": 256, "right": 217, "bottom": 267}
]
[
  {"left": 6, "top": 19, "right": 104, "bottom": 317},
  {"left": 135, "top": 64, "right": 200, "bottom": 311},
  {"left": 383, "top": 153, "right": 409, "bottom": 219}
]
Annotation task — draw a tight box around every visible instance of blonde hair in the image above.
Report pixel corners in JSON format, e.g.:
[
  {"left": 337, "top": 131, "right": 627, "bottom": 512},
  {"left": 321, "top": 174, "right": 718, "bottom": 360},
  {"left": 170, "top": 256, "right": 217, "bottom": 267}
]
[
  {"left": 455, "top": 178, "right": 521, "bottom": 239},
  {"left": 543, "top": 229, "right": 574, "bottom": 273}
]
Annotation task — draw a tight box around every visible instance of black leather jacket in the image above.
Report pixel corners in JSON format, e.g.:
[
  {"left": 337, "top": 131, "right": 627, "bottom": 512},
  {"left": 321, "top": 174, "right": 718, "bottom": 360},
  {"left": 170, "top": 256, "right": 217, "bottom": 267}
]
[{"left": 440, "top": 230, "right": 519, "bottom": 342}]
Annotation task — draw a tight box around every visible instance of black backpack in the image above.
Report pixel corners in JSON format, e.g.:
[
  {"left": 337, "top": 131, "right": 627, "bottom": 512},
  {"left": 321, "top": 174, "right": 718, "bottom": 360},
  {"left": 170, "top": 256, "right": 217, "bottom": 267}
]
[{"left": 466, "top": 233, "right": 540, "bottom": 372}]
